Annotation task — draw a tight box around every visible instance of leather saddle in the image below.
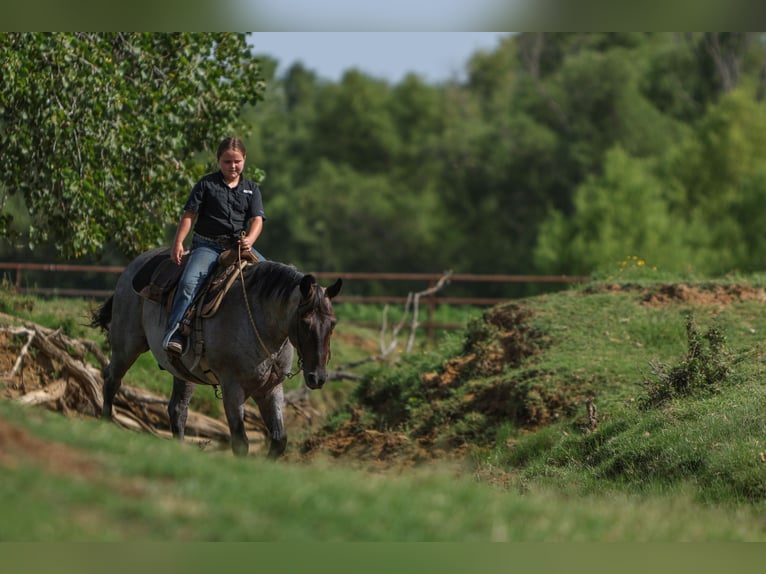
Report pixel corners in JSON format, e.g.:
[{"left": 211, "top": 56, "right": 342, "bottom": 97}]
[{"left": 132, "top": 247, "right": 259, "bottom": 324}]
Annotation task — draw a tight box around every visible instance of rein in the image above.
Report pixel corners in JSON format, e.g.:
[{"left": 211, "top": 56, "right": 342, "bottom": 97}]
[{"left": 237, "top": 244, "right": 303, "bottom": 379}]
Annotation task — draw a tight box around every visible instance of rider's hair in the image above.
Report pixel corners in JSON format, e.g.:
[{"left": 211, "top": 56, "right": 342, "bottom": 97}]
[{"left": 216, "top": 136, "right": 247, "bottom": 160}]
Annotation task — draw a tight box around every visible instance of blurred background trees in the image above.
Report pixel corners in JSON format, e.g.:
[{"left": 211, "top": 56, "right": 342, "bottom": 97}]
[{"left": 4, "top": 32, "right": 766, "bottom": 295}]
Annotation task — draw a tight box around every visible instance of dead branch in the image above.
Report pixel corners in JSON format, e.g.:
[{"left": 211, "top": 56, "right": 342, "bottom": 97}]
[
  {"left": 405, "top": 271, "right": 452, "bottom": 353},
  {"left": 30, "top": 325, "right": 104, "bottom": 412},
  {"left": 376, "top": 271, "right": 453, "bottom": 358},
  {"left": 0, "top": 326, "right": 35, "bottom": 378},
  {"left": 113, "top": 405, "right": 158, "bottom": 434},
  {"left": 327, "top": 370, "right": 363, "bottom": 381},
  {"left": 333, "top": 271, "right": 455, "bottom": 375},
  {"left": 379, "top": 294, "right": 414, "bottom": 357},
  {"left": 114, "top": 385, "right": 235, "bottom": 440},
  {"left": 16, "top": 379, "right": 68, "bottom": 406},
  {"left": 117, "top": 385, "right": 168, "bottom": 405},
  {"left": 280, "top": 386, "right": 323, "bottom": 425},
  {"left": 81, "top": 339, "right": 109, "bottom": 369}
]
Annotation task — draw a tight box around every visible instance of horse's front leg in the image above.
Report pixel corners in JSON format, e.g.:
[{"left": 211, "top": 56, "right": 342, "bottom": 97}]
[
  {"left": 222, "top": 382, "right": 249, "bottom": 456},
  {"left": 253, "top": 384, "right": 287, "bottom": 458},
  {"left": 168, "top": 377, "right": 196, "bottom": 440},
  {"left": 102, "top": 362, "right": 120, "bottom": 420}
]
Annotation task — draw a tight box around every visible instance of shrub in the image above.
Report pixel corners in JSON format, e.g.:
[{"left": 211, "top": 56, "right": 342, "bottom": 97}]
[{"left": 640, "top": 313, "right": 734, "bottom": 408}]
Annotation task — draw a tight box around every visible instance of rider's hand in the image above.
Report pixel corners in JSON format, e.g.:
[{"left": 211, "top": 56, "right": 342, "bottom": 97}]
[
  {"left": 171, "top": 242, "right": 184, "bottom": 265},
  {"left": 239, "top": 236, "right": 253, "bottom": 252}
]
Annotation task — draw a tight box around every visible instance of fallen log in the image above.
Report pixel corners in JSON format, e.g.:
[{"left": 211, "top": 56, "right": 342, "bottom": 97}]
[
  {"left": 16, "top": 379, "right": 68, "bottom": 406},
  {"left": 29, "top": 325, "right": 104, "bottom": 412},
  {"left": 0, "top": 317, "right": 266, "bottom": 447}
]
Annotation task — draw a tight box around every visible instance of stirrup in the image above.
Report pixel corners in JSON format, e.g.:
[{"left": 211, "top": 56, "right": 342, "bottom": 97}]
[
  {"left": 162, "top": 324, "right": 183, "bottom": 352},
  {"left": 166, "top": 338, "right": 184, "bottom": 355}
]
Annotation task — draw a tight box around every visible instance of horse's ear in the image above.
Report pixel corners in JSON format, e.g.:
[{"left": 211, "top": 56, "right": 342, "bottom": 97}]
[
  {"left": 326, "top": 278, "right": 342, "bottom": 299},
  {"left": 300, "top": 274, "right": 317, "bottom": 299}
]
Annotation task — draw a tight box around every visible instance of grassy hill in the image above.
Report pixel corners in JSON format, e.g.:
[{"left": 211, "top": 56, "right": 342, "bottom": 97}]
[
  {"left": 306, "top": 278, "right": 766, "bottom": 503},
  {"left": 2, "top": 273, "right": 766, "bottom": 541}
]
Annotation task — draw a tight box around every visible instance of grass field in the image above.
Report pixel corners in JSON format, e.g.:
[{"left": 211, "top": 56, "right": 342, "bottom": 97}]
[
  {"left": 1, "top": 397, "right": 765, "bottom": 541},
  {"left": 3, "top": 274, "right": 766, "bottom": 541}
]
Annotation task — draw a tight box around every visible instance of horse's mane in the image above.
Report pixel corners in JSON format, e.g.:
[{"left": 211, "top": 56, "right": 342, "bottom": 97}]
[{"left": 243, "top": 261, "right": 304, "bottom": 302}]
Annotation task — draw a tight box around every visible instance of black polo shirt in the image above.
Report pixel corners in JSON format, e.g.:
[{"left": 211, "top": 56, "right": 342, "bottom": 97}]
[{"left": 184, "top": 171, "right": 266, "bottom": 238}]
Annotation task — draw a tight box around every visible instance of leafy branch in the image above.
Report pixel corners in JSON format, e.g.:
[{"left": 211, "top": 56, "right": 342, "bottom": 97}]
[{"left": 0, "top": 33, "right": 266, "bottom": 259}]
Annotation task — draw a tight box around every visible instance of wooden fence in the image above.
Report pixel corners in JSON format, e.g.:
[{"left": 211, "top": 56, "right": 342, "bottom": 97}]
[{"left": 0, "top": 261, "right": 590, "bottom": 333}]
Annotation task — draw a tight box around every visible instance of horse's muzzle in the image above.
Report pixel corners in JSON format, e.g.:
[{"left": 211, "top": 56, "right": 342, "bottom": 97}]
[{"left": 304, "top": 371, "right": 326, "bottom": 390}]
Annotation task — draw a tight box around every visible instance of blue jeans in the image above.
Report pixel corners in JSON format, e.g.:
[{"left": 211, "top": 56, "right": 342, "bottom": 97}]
[{"left": 163, "top": 235, "right": 265, "bottom": 346}]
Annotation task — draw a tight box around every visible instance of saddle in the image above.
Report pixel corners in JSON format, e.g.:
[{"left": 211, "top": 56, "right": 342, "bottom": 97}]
[
  {"left": 132, "top": 247, "right": 259, "bottom": 327},
  {"left": 131, "top": 248, "right": 258, "bottom": 387},
  {"left": 132, "top": 249, "right": 184, "bottom": 303}
]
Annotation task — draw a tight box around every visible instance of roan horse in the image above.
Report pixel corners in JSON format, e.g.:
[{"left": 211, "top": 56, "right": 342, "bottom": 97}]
[{"left": 91, "top": 247, "right": 342, "bottom": 457}]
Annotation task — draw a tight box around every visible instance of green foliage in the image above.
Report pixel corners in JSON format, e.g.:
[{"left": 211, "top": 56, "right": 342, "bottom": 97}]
[
  {"left": 0, "top": 33, "right": 265, "bottom": 258},
  {"left": 640, "top": 314, "right": 735, "bottom": 408},
  {"left": 343, "top": 302, "right": 571, "bottom": 447},
  {"left": 266, "top": 160, "right": 445, "bottom": 272},
  {"left": 314, "top": 71, "right": 401, "bottom": 173},
  {"left": 0, "top": 278, "right": 35, "bottom": 315},
  {"left": 352, "top": 345, "right": 453, "bottom": 431},
  {"left": 537, "top": 83, "right": 766, "bottom": 278},
  {"left": 535, "top": 147, "right": 692, "bottom": 275},
  {"left": 663, "top": 89, "right": 766, "bottom": 274}
]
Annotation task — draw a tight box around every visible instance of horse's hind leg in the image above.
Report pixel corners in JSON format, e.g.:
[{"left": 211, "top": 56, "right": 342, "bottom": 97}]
[
  {"left": 168, "top": 377, "right": 195, "bottom": 440},
  {"left": 253, "top": 385, "right": 287, "bottom": 458},
  {"left": 222, "top": 382, "right": 249, "bottom": 456},
  {"left": 102, "top": 336, "right": 148, "bottom": 420}
]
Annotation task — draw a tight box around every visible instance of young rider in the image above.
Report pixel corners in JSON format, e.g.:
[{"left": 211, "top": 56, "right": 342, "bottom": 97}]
[{"left": 162, "top": 136, "right": 266, "bottom": 355}]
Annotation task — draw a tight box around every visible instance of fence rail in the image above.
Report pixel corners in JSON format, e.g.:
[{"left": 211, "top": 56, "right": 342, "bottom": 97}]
[{"left": 0, "top": 261, "right": 591, "bottom": 333}]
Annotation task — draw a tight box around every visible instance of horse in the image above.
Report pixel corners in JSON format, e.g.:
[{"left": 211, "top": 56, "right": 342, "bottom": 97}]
[{"left": 91, "top": 247, "right": 342, "bottom": 457}]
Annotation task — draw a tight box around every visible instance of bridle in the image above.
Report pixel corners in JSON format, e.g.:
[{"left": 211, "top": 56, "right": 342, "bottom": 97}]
[{"left": 236, "top": 246, "right": 308, "bottom": 379}]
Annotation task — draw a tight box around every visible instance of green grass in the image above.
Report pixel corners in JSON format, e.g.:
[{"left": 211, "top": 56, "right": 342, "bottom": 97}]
[
  {"left": 335, "top": 302, "right": 483, "bottom": 326},
  {"left": 506, "top": 379, "right": 766, "bottom": 501},
  {"left": 477, "top": 281, "right": 766, "bottom": 508},
  {"left": 1, "top": 398, "right": 765, "bottom": 541},
  {"left": 6, "top": 279, "right": 766, "bottom": 540},
  {"left": 323, "top": 278, "right": 766, "bottom": 509}
]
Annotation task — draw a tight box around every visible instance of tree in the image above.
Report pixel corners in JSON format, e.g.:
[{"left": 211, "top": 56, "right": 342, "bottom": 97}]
[
  {"left": 388, "top": 73, "right": 445, "bottom": 182},
  {"left": 534, "top": 146, "right": 692, "bottom": 275},
  {"left": 263, "top": 159, "right": 445, "bottom": 275},
  {"left": 313, "top": 70, "right": 400, "bottom": 173},
  {"left": 659, "top": 89, "right": 766, "bottom": 274},
  {"left": 0, "top": 33, "right": 266, "bottom": 259},
  {"left": 250, "top": 62, "right": 324, "bottom": 189}
]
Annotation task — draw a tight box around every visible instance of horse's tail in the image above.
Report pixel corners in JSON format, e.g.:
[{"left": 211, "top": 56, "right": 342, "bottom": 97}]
[{"left": 90, "top": 295, "right": 114, "bottom": 333}]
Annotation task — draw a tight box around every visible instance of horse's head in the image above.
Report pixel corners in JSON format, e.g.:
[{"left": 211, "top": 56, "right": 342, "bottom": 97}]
[{"left": 291, "top": 275, "right": 342, "bottom": 389}]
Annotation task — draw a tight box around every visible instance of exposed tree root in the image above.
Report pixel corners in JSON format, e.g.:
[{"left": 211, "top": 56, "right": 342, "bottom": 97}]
[{"left": 0, "top": 316, "right": 263, "bottom": 448}]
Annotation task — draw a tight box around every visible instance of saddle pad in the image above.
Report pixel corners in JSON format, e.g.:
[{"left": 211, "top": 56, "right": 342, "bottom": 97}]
[{"left": 133, "top": 249, "right": 188, "bottom": 302}]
